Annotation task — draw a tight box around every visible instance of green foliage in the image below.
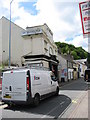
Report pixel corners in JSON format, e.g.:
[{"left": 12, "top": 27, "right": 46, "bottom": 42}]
[{"left": 55, "top": 42, "right": 88, "bottom": 60}]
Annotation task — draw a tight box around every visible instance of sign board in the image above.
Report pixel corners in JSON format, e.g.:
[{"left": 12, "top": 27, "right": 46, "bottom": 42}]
[
  {"left": 61, "top": 69, "right": 67, "bottom": 78},
  {"left": 22, "top": 28, "right": 43, "bottom": 36},
  {"left": 79, "top": 1, "right": 90, "bottom": 36}
]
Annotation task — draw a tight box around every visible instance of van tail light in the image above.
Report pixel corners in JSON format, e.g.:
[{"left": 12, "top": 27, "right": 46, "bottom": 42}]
[{"left": 27, "top": 77, "right": 29, "bottom": 90}]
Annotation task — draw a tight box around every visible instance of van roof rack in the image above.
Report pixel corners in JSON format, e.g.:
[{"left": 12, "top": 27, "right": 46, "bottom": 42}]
[
  {"left": 24, "top": 65, "right": 49, "bottom": 71},
  {"left": 2, "top": 66, "right": 49, "bottom": 71}
]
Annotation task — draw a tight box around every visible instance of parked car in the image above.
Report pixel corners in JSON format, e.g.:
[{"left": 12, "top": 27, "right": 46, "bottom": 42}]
[
  {"left": 84, "top": 69, "right": 90, "bottom": 82},
  {"left": 2, "top": 67, "right": 59, "bottom": 106}
]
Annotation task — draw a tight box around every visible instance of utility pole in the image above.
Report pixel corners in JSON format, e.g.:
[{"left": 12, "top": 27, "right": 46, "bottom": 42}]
[{"left": 9, "top": 0, "right": 14, "bottom": 68}]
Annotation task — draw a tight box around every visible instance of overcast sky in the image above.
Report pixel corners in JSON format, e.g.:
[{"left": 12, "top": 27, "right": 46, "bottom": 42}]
[{"left": 0, "top": 0, "right": 88, "bottom": 51}]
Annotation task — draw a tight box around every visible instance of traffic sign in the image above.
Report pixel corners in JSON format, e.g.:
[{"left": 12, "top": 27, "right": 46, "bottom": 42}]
[{"left": 79, "top": 1, "right": 90, "bottom": 37}]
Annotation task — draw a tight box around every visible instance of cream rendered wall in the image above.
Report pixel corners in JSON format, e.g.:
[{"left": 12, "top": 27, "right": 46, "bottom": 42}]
[
  {"left": 42, "top": 24, "right": 53, "bottom": 41},
  {"left": 43, "top": 60, "right": 49, "bottom": 68},
  {"left": 31, "top": 35, "right": 44, "bottom": 55},
  {"left": 2, "top": 17, "right": 24, "bottom": 66},
  {"left": 42, "top": 24, "right": 57, "bottom": 57},
  {"left": 0, "top": 18, "right": 2, "bottom": 64},
  {"left": 22, "top": 35, "right": 44, "bottom": 56},
  {"left": 24, "top": 24, "right": 58, "bottom": 57},
  {"left": 22, "top": 36, "right": 32, "bottom": 56},
  {"left": 2, "top": 17, "right": 9, "bottom": 64},
  {"left": 11, "top": 22, "right": 24, "bottom": 66},
  {"left": 42, "top": 35, "right": 57, "bottom": 57}
]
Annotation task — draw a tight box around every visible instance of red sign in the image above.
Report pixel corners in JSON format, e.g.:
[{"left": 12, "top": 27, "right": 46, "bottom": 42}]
[{"left": 79, "top": 1, "right": 90, "bottom": 36}]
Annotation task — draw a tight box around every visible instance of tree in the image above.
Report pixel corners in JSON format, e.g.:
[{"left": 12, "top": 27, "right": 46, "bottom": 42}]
[
  {"left": 71, "top": 51, "right": 77, "bottom": 60},
  {"left": 55, "top": 42, "right": 88, "bottom": 60}
]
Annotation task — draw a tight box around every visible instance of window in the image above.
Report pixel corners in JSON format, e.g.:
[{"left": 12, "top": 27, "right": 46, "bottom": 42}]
[
  {"left": 44, "top": 40, "right": 47, "bottom": 48},
  {"left": 49, "top": 47, "right": 53, "bottom": 55},
  {"left": 50, "top": 71, "right": 57, "bottom": 81}
]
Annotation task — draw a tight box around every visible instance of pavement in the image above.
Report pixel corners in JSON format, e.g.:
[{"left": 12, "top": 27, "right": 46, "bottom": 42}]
[
  {"left": 60, "top": 78, "right": 88, "bottom": 119},
  {"left": 61, "top": 90, "right": 88, "bottom": 118}
]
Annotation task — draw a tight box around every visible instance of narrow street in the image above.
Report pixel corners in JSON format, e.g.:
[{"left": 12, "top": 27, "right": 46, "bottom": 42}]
[{"left": 0, "top": 78, "right": 88, "bottom": 119}]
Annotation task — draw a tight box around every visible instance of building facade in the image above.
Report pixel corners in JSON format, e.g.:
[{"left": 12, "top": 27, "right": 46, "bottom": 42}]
[
  {"left": 58, "top": 53, "right": 68, "bottom": 82},
  {"left": 0, "top": 17, "right": 24, "bottom": 66},
  {"left": 21, "top": 24, "right": 58, "bottom": 77},
  {"left": 58, "top": 53, "right": 74, "bottom": 82},
  {"left": 75, "top": 59, "right": 87, "bottom": 77},
  {"left": 0, "top": 16, "right": 58, "bottom": 76}
]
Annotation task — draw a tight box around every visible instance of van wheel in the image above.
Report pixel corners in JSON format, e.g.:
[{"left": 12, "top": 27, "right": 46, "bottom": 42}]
[
  {"left": 33, "top": 94, "right": 40, "bottom": 106},
  {"left": 55, "top": 87, "right": 59, "bottom": 96}
]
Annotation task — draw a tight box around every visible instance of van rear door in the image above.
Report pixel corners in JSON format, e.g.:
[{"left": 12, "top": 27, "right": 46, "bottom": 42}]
[{"left": 2, "top": 70, "right": 27, "bottom": 101}]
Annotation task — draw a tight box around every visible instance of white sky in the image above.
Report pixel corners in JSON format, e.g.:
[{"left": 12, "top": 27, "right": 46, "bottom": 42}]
[{"left": 0, "top": 0, "right": 88, "bottom": 52}]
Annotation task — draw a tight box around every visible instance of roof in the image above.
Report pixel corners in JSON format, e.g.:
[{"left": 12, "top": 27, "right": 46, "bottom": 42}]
[{"left": 59, "top": 53, "right": 74, "bottom": 62}]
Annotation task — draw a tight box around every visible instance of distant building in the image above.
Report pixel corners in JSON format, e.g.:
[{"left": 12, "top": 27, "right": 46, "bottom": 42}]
[
  {"left": 74, "top": 59, "right": 87, "bottom": 77},
  {"left": 0, "top": 16, "right": 58, "bottom": 76},
  {"left": 58, "top": 53, "right": 67, "bottom": 82},
  {"left": 58, "top": 53, "right": 74, "bottom": 82},
  {"left": 73, "top": 61, "right": 80, "bottom": 79}
]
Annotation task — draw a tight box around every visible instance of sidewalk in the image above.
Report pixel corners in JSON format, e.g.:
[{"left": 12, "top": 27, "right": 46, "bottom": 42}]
[{"left": 61, "top": 90, "right": 88, "bottom": 118}]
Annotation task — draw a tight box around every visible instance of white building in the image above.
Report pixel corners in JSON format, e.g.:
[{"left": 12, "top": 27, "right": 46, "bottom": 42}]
[
  {"left": 0, "top": 17, "right": 25, "bottom": 66},
  {"left": 0, "top": 16, "right": 58, "bottom": 76},
  {"left": 75, "top": 59, "right": 87, "bottom": 77}
]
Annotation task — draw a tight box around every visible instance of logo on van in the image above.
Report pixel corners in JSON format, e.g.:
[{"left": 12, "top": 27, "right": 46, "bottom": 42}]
[{"left": 34, "top": 76, "right": 40, "bottom": 80}]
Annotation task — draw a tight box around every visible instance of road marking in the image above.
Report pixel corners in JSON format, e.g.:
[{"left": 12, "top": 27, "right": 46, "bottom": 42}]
[
  {"left": 72, "top": 100, "right": 77, "bottom": 104},
  {"left": 41, "top": 101, "right": 65, "bottom": 118},
  {"left": 0, "top": 104, "right": 8, "bottom": 109}
]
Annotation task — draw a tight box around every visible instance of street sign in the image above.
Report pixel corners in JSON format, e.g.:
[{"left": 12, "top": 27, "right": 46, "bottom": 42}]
[{"left": 79, "top": 1, "right": 90, "bottom": 37}]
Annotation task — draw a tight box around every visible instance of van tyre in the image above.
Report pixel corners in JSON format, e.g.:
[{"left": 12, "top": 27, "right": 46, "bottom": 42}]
[
  {"left": 33, "top": 94, "right": 40, "bottom": 106},
  {"left": 55, "top": 87, "right": 59, "bottom": 96}
]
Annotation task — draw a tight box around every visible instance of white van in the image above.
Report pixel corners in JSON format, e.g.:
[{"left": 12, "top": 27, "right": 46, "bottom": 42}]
[{"left": 2, "top": 68, "right": 59, "bottom": 106}]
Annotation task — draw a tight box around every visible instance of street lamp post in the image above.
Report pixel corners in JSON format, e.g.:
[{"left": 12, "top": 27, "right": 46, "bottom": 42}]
[{"left": 9, "top": 0, "right": 14, "bottom": 68}]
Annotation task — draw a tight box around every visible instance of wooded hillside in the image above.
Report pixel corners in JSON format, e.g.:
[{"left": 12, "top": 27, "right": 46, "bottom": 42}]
[{"left": 55, "top": 42, "right": 88, "bottom": 60}]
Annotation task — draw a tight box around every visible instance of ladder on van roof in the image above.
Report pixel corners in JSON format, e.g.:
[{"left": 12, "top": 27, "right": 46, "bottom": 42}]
[{"left": 2, "top": 66, "right": 50, "bottom": 71}]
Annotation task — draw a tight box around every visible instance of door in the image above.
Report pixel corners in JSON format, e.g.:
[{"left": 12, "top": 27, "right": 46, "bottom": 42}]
[{"left": 2, "top": 71, "right": 27, "bottom": 101}]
